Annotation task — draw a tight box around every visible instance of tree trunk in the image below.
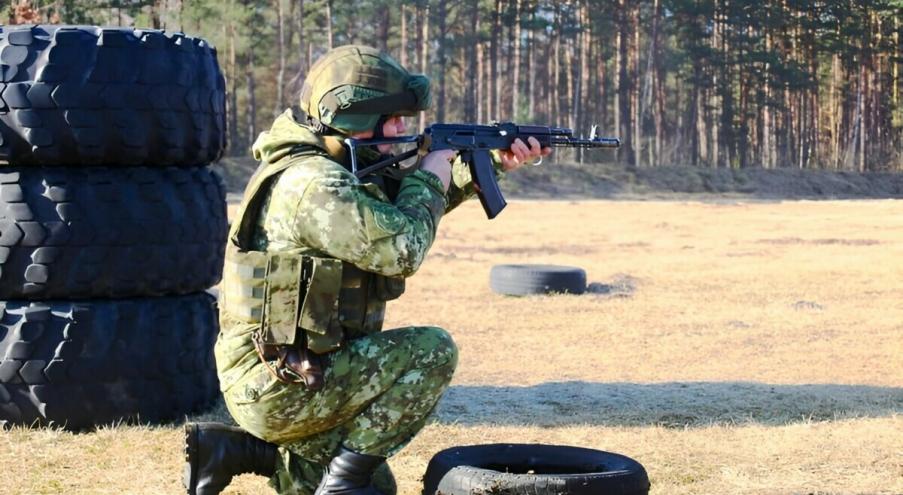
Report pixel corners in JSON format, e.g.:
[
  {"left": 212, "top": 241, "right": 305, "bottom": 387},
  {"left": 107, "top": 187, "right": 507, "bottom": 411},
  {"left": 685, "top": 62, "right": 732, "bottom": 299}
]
[
  {"left": 807, "top": 8, "right": 818, "bottom": 168},
  {"left": 400, "top": 4, "right": 407, "bottom": 67},
  {"left": 578, "top": 1, "right": 590, "bottom": 162},
  {"left": 466, "top": 0, "right": 479, "bottom": 121},
  {"left": 511, "top": 0, "right": 521, "bottom": 119},
  {"left": 720, "top": 0, "right": 735, "bottom": 168},
  {"left": 830, "top": 53, "right": 840, "bottom": 168},
  {"left": 419, "top": 0, "right": 430, "bottom": 132},
  {"left": 436, "top": 0, "right": 448, "bottom": 122},
  {"left": 696, "top": 68, "right": 707, "bottom": 166},
  {"left": 894, "top": 15, "right": 900, "bottom": 107},
  {"left": 709, "top": 0, "right": 721, "bottom": 168},
  {"left": 285, "top": 0, "right": 298, "bottom": 92},
  {"left": 565, "top": 36, "right": 575, "bottom": 131},
  {"left": 858, "top": 21, "right": 869, "bottom": 172},
  {"left": 762, "top": 24, "right": 773, "bottom": 169},
  {"left": 617, "top": 0, "right": 634, "bottom": 167},
  {"left": 490, "top": 0, "right": 502, "bottom": 120},
  {"left": 377, "top": 4, "right": 390, "bottom": 52},
  {"left": 651, "top": 0, "right": 663, "bottom": 166},
  {"left": 630, "top": 3, "right": 640, "bottom": 167},
  {"left": 595, "top": 25, "right": 607, "bottom": 134},
  {"left": 326, "top": 0, "right": 334, "bottom": 49},
  {"left": 552, "top": 3, "right": 561, "bottom": 128},
  {"left": 738, "top": 25, "right": 750, "bottom": 168},
  {"left": 150, "top": 0, "right": 163, "bottom": 29},
  {"left": 856, "top": 61, "right": 865, "bottom": 171},
  {"left": 527, "top": 5, "right": 536, "bottom": 122},
  {"left": 477, "top": 41, "right": 484, "bottom": 123},
  {"left": 274, "top": 0, "right": 286, "bottom": 116},
  {"left": 614, "top": 3, "right": 621, "bottom": 158},
  {"left": 227, "top": 16, "right": 239, "bottom": 154},
  {"left": 246, "top": 49, "right": 257, "bottom": 153}
]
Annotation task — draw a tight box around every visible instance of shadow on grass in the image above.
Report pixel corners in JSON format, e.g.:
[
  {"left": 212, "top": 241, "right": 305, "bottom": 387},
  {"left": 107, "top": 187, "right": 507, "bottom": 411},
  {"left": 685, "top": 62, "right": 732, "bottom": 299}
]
[{"left": 435, "top": 381, "right": 903, "bottom": 427}]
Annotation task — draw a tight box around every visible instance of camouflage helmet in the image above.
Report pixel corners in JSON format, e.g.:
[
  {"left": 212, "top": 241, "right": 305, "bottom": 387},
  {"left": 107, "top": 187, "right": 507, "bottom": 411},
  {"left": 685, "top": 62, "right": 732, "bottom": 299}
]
[{"left": 299, "top": 45, "right": 431, "bottom": 134}]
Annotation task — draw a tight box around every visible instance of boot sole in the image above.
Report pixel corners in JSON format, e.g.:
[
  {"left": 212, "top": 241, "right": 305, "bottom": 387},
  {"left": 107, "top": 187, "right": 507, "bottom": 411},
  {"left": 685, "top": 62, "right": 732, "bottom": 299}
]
[{"left": 184, "top": 423, "right": 200, "bottom": 494}]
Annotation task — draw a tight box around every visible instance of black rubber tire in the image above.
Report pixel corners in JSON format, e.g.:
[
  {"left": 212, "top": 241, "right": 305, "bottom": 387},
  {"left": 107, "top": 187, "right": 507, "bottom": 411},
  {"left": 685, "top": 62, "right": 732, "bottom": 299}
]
[
  {"left": 0, "top": 25, "right": 225, "bottom": 167},
  {"left": 0, "top": 166, "right": 227, "bottom": 299},
  {"left": 423, "top": 444, "right": 650, "bottom": 495},
  {"left": 489, "top": 264, "right": 587, "bottom": 296},
  {"left": 0, "top": 292, "right": 220, "bottom": 430}
]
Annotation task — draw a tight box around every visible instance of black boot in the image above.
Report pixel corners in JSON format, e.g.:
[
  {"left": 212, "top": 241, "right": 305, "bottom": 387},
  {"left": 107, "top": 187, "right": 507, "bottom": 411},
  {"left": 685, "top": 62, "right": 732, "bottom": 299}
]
[
  {"left": 183, "top": 422, "right": 277, "bottom": 495},
  {"left": 314, "top": 447, "right": 387, "bottom": 495}
]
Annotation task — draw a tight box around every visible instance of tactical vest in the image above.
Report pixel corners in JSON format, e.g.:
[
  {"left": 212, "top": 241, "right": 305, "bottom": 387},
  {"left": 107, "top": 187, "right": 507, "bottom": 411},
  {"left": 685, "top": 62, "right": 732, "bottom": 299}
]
[{"left": 220, "top": 142, "right": 405, "bottom": 355}]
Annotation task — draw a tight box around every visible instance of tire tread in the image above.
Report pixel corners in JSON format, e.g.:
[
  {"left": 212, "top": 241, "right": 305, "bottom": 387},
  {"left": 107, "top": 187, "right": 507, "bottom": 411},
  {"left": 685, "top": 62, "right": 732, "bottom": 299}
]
[
  {"left": 0, "top": 166, "right": 226, "bottom": 299},
  {"left": 0, "top": 25, "right": 225, "bottom": 167},
  {"left": 0, "top": 294, "right": 220, "bottom": 429}
]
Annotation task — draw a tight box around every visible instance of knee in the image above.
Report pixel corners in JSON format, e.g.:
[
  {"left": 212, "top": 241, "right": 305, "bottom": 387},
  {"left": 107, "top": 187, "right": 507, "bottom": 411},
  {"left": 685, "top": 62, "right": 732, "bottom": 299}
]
[{"left": 415, "top": 326, "right": 458, "bottom": 371}]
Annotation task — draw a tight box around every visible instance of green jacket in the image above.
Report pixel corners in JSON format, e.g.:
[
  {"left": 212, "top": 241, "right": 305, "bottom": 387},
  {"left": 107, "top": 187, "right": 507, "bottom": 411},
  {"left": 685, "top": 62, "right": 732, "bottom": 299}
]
[{"left": 215, "top": 110, "right": 496, "bottom": 394}]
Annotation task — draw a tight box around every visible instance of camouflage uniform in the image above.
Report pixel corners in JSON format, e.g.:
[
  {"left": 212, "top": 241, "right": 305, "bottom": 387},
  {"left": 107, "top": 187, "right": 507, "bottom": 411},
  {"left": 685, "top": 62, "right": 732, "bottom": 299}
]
[{"left": 215, "top": 108, "right": 492, "bottom": 494}]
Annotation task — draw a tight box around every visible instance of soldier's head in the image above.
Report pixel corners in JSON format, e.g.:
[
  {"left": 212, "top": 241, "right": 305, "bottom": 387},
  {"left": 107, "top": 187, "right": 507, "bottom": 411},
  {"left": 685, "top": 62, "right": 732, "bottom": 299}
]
[{"left": 299, "top": 45, "right": 431, "bottom": 140}]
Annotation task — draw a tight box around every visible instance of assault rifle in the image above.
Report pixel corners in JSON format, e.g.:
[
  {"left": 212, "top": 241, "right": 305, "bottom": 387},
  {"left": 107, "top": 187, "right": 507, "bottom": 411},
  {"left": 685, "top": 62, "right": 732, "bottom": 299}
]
[{"left": 343, "top": 122, "right": 620, "bottom": 219}]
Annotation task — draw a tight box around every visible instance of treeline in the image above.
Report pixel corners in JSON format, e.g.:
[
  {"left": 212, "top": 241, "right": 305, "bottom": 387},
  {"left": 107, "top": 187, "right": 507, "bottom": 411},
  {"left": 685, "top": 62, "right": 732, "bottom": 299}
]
[{"left": 9, "top": 0, "right": 903, "bottom": 171}]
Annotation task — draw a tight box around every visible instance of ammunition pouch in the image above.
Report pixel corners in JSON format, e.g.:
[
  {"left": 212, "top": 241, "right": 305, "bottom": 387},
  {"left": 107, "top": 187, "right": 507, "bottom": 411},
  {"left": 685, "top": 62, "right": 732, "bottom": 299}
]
[{"left": 223, "top": 242, "right": 406, "bottom": 386}]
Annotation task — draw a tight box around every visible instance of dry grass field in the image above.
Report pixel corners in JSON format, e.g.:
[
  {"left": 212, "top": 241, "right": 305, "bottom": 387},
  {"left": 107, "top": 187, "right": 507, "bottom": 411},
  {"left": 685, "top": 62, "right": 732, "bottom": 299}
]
[{"left": 2, "top": 198, "right": 902, "bottom": 494}]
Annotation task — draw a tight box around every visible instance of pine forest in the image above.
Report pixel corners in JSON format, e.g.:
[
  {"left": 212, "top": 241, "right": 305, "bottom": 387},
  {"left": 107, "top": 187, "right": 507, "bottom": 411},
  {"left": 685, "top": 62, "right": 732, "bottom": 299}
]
[{"left": 9, "top": 0, "right": 903, "bottom": 171}]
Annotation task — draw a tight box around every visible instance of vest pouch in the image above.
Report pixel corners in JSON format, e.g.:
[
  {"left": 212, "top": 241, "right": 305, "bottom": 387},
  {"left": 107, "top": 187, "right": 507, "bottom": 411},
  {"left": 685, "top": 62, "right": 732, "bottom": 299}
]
[
  {"left": 299, "top": 257, "right": 344, "bottom": 354},
  {"left": 374, "top": 275, "right": 405, "bottom": 301},
  {"left": 261, "top": 252, "right": 304, "bottom": 346},
  {"left": 222, "top": 248, "right": 268, "bottom": 323}
]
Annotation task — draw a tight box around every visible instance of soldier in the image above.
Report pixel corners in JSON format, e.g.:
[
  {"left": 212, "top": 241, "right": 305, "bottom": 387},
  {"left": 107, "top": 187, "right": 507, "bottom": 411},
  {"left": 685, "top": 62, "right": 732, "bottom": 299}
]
[{"left": 184, "top": 45, "right": 550, "bottom": 495}]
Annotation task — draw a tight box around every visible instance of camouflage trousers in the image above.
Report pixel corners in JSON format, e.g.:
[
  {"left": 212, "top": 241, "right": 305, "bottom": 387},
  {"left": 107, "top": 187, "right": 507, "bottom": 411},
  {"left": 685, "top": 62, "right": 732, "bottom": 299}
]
[{"left": 222, "top": 326, "right": 458, "bottom": 495}]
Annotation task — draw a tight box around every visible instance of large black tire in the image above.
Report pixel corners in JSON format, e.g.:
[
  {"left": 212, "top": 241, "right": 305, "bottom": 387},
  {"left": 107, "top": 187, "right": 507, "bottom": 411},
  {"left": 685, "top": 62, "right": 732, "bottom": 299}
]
[
  {"left": 490, "top": 264, "right": 587, "bottom": 296},
  {"left": 0, "top": 25, "right": 225, "bottom": 167},
  {"left": 0, "top": 293, "right": 220, "bottom": 430},
  {"left": 423, "top": 444, "right": 650, "bottom": 495},
  {"left": 0, "top": 166, "right": 227, "bottom": 299}
]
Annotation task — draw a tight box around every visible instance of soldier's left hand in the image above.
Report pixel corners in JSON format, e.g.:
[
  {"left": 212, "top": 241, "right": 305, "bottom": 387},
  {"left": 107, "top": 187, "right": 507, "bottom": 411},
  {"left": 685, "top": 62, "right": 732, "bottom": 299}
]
[{"left": 499, "top": 136, "right": 553, "bottom": 172}]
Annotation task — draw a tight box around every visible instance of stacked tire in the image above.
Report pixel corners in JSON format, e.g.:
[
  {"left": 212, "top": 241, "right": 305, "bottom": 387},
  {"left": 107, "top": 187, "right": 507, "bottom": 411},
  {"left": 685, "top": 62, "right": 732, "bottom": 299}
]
[{"left": 0, "top": 25, "right": 227, "bottom": 429}]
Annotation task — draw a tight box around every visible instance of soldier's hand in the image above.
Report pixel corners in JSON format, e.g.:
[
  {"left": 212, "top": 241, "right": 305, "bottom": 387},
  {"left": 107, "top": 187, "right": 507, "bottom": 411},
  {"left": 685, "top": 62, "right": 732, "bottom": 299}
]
[
  {"left": 420, "top": 149, "right": 456, "bottom": 192},
  {"left": 499, "top": 137, "right": 552, "bottom": 172}
]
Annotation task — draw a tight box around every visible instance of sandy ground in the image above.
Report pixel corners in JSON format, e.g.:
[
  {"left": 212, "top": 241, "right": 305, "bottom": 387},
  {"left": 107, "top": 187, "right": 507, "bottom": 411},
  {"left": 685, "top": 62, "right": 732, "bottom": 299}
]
[{"left": 2, "top": 199, "right": 901, "bottom": 494}]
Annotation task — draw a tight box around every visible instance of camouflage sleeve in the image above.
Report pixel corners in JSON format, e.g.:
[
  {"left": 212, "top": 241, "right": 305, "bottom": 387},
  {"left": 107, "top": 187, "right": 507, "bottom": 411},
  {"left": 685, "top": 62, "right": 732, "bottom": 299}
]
[
  {"left": 445, "top": 150, "right": 506, "bottom": 212},
  {"left": 293, "top": 163, "right": 447, "bottom": 278}
]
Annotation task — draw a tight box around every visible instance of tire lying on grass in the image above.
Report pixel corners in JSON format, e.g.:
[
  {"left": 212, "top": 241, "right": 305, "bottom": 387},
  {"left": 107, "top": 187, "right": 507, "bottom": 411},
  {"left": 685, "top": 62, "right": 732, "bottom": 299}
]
[
  {"left": 0, "top": 166, "right": 227, "bottom": 299},
  {"left": 0, "top": 25, "right": 225, "bottom": 166},
  {"left": 490, "top": 264, "right": 587, "bottom": 296},
  {"left": 423, "top": 444, "right": 650, "bottom": 495},
  {"left": 0, "top": 292, "right": 219, "bottom": 430}
]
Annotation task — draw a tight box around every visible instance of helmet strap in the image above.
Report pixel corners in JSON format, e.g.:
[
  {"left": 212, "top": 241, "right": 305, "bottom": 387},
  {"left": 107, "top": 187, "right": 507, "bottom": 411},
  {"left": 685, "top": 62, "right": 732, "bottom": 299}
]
[{"left": 292, "top": 105, "right": 339, "bottom": 135}]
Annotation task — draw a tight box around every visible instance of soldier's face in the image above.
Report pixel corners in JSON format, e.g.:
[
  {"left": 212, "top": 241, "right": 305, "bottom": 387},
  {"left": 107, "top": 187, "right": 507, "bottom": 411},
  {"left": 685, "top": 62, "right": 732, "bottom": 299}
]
[
  {"left": 377, "top": 116, "right": 406, "bottom": 153},
  {"left": 352, "top": 116, "right": 407, "bottom": 154}
]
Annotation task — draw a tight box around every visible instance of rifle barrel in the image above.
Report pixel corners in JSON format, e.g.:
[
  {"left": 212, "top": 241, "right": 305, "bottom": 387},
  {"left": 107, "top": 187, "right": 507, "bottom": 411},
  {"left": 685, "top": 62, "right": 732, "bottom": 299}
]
[{"left": 549, "top": 137, "right": 621, "bottom": 148}]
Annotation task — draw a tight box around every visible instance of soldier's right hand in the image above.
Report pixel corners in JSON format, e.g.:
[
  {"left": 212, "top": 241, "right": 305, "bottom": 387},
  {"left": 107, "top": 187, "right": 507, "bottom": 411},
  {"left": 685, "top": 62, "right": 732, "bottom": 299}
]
[{"left": 420, "top": 150, "right": 456, "bottom": 193}]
